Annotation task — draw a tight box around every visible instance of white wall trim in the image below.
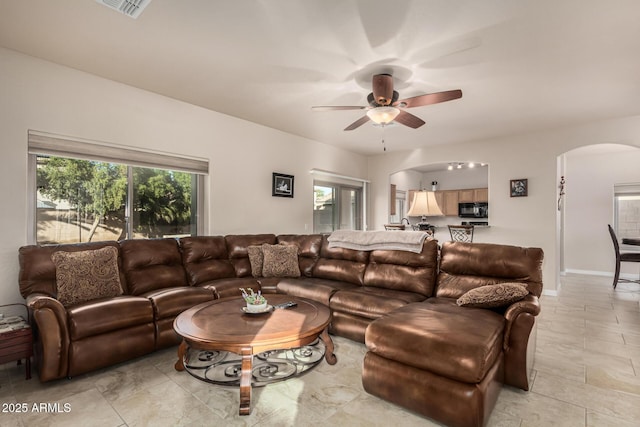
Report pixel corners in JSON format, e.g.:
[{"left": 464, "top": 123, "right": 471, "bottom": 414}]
[
  {"left": 564, "top": 268, "right": 639, "bottom": 281},
  {"left": 542, "top": 289, "right": 558, "bottom": 296}
]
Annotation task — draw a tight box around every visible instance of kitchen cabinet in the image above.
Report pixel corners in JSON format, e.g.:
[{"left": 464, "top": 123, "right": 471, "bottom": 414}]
[
  {"left": 458, "top": 188, "right": 488, "bottom": 203},
  {"left": 474, "top": 188, "right": 488, "bottom": 202},
  {"left": 458, "top": 189, "right": 474, "bottom": 202},
  {"left": 435, "top": 190, "right": 459, "bottom": 216}
]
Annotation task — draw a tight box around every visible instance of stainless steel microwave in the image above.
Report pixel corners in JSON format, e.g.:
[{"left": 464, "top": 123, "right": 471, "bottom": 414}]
[{"left": 458, "top": 202, "right": 488, "bottom": 218}]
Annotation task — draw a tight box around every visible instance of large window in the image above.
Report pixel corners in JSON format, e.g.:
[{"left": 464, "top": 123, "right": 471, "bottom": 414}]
[
  {"left": 614, "top": 183, "right": 640, "bottom": 242},
  {"left": 29, "top": 131, "right": 207, "bottom": 244},
  {"left": 313, "top": 180, "right": 363, "bottom": 233}
]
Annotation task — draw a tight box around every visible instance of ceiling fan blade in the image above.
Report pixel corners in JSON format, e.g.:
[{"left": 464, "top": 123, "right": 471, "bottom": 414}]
[
  {"left": 395, "top": 89, "right": 462, "bottom": 108},
  {"left": 372, "top": 74, "right": 394, "bottom": 106},
  {"left": 344, "top": 115, "right": 371, "bottom": 131},
  {"left": 394, "top": 110, "right": 425, "bottom": 129},
  {"left": 311, "top": 106, "right": 367, "bottom": 111}
]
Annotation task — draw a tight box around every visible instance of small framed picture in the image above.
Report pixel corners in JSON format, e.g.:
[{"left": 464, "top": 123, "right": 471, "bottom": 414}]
[
  {"left": 510, "top": 179, "right": 528, "bottom": 197},
  {"left": 272, "top": 173, "right": 294, "bottom": 198}
]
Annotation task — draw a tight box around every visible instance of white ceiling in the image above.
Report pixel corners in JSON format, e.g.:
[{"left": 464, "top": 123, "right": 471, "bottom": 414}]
[{"left": 2, "top": 0, "right": 640, "bottom": 155}]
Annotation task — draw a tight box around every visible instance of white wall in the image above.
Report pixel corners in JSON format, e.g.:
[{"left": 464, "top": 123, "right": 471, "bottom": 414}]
[
  {"left": 369, "top": 117, "right": 640, "bottom": 293},
  {"left": 389, "top": 170, "right": 422, "bottom": 193},
  {"left": 563, "top": 145, "right": 640, "bottom": 277},
  {"left": 0, "top": 48, "right": 367, "bottom": 304}
]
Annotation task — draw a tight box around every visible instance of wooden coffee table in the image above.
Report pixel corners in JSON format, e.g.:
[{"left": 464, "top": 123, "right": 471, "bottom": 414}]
[{"left": 173, "top": 294, "right": 336, "bottom": 415}]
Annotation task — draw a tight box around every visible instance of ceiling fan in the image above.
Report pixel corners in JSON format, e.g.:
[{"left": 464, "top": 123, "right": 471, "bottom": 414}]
[{"left": 311, "top": 74, "right": 462, "bottom": 131}]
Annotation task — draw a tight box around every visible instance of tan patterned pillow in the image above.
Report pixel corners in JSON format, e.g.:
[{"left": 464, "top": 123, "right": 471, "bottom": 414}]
[
  {"left": 456, "top": 282, "right": 528, "bottom": 308},
  {"left": 261, "top": 243, "right": 300, "bottom": 278},
  {"left": 247, "top": 245, "right": 264, "bottom": 278},
  {"left": 51, "top": 246, "right": 123, "bottom": 307}
]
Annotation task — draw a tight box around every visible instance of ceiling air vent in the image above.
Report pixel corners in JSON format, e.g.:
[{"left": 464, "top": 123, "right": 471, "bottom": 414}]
[{"left": 96, "top": 0, "right": 151, "bottom": 19}]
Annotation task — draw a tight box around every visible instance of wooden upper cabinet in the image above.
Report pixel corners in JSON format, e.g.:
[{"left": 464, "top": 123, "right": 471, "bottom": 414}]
[
  {"left": 459, "top": 188, "right": 488, "bottom": 203},
  {"left": 443, "top": 191, "right": 459, "bottom": 216},
  {"left": 474, "top": 188, "right": 488, "bottom": 202},
  {"left": 458, "top": 189, "right": 474, "bottom": 202},
  {"left": 435, "top": 190, "right": 459, "bottom": 216}
]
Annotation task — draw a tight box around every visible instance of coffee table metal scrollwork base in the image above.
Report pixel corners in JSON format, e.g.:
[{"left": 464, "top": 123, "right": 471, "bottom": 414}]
[{"left": 181, "top": 338, "right": 327, "bottom": 386}]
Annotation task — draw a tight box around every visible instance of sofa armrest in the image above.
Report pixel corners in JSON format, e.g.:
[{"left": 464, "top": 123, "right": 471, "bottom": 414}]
[
  {"left": 503, "top": 294, "right": 540, "bottom": 351},
  {"left": 26, "top": 293, "right": 71, "bottom": 381}
]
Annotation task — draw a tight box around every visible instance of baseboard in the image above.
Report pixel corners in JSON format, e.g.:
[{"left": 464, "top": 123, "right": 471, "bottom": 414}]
[
  {"left": 542, "top": 289, "right": 558, "bottom": 297},
  {"left": 564, "top": 268, "right": 639, "bottom": 281}
]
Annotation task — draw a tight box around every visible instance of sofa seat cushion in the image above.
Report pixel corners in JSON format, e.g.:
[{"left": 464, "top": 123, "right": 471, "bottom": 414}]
[
  {"left": 365, "top": 298, "right": 505, "bottom": 384},
  {"left": 276, "top": 277, "right": 358, "bottom": 306},
  {"left": 330, "top": 287, "right": 425, "bottom": 319},
  {"left": 142, "top": 287, "right": 215, "bottom": 319},
  {"left": 68, "top": 296, "right": 154, "bottom": 341},
  {"left": 198, "top": 277, "right": 261, "bottom": 299}
]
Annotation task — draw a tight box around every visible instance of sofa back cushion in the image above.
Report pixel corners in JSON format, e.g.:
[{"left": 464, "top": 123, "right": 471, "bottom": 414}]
[
  {"left": 436, "top": 241, "right": 544, "bottom": 299},
  {"left": 277, "top": 234, "right": 322, "bottom": 277},
  {"left": 18, "top": 241, "right": 124, "bottom": 298},
  {"left": 180, "top": 236, "right": 236, "bottom": 285},
  {"left": 312, "top": 235, "right": 369, "bottom": 285},
  {"left": 120, "top": 239, "right": 187, "bottom": 295},
  {"left": 363, "top": 239, "right": 438, "bottom": 297},
  {"left": 225, "top": 234, "right": 277, "bottom": 277}
]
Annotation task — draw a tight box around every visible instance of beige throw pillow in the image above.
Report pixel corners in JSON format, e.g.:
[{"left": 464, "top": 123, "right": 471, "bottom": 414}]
[
  {"left": 247, "top": 245, "right": 264, "bottom": 278},
  {"left": 51, "top": 246, "right": 123, "bottom": 307},
  {"left": 456, "top": 282, "right": 528, "bottom": 308},
  {"left": 261, "top": 243, "right": 300, "bottom": 278}
]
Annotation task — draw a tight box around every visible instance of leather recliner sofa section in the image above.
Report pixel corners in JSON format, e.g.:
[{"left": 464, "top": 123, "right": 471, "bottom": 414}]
[
  {"left": 18, "top": 235, "right": 543, "bottom": 427},
  {"left": 363, "top": 242, "right": 543, "bottom": 427}
]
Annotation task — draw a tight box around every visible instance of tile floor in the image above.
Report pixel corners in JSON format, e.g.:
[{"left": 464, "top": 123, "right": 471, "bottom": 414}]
[{"left": 1, "top": 273, "right": 639, "bottom": 426}]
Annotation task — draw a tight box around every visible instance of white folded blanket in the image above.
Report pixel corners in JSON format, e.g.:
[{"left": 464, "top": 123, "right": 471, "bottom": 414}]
[{"left": 327, "top": 230, "right": 428, "bottom": 253}]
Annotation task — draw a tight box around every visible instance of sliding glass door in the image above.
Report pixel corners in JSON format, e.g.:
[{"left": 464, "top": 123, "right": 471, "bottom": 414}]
[{"left": 313, "top": 181, "right": 362, "bottom": 233}]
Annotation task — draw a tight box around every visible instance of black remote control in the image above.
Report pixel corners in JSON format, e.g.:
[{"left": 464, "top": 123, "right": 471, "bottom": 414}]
[{"left": 274, "top": 301, "right": 297, "bottom": 309}]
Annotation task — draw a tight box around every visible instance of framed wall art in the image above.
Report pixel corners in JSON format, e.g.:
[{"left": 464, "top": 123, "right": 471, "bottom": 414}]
[
  {"left": 272, "top": 172, "right": 294, "bottom": 198},
  {"left": 510, "top": 178, "right": 528, "bottom": 197}
]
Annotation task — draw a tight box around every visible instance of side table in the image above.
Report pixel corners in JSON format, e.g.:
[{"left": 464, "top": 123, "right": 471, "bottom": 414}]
[{"left": 0, "top": 304, "right": 33, "bottom": 380}]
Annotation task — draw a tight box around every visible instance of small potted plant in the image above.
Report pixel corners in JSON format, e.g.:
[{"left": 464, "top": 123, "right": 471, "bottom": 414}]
[{"left": 240, "top": 288, "right": 268, "bottom": 313}]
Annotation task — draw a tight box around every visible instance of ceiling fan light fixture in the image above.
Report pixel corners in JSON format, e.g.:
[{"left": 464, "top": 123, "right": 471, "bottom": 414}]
[{"left": 366, "top": 106, "right": 400, "bottom": 125}]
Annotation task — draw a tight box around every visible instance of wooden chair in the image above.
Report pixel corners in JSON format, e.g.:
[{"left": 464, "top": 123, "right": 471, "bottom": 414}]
[
  {"left": 607, "top": 224, "right": 640, "bottom": 289},
  {"left": 448, "top": 225, "right": 474, "bottom": 243}
]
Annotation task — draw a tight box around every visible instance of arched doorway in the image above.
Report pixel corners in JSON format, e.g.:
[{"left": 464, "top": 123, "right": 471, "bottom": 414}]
[{"left": 557, "top": 143, "right": 640, "bottom": 284}]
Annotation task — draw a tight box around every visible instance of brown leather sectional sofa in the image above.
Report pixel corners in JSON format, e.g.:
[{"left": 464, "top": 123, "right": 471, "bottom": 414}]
[{"left": 18, "top": 234, "right": 543, "bottom": 427}]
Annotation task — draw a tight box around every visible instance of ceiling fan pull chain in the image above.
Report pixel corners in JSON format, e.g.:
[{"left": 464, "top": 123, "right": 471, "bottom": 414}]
[{"left": 381, "top": 126, "right": 387, "bottom": 151}]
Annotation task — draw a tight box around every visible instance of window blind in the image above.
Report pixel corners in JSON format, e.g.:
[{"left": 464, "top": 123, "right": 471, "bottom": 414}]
[
  {"left": 614, "top": 183, "right": 640, "bottom": 195},
  {"left": 28, "top": 130, "right": 209, "bottom": 175}
]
